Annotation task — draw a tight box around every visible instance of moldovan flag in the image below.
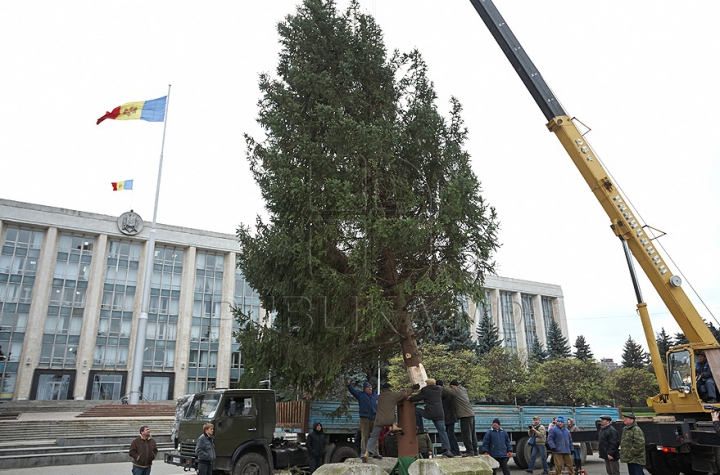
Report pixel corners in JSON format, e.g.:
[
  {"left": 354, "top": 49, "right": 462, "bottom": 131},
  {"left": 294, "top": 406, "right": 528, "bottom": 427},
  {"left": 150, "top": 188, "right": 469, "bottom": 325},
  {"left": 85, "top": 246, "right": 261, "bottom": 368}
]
[
  {"left": 97, "top": 96, "right": 167, "bottom": 125},
  {"left": 111, "top": 180, "right": 133, "bottom": 191}
]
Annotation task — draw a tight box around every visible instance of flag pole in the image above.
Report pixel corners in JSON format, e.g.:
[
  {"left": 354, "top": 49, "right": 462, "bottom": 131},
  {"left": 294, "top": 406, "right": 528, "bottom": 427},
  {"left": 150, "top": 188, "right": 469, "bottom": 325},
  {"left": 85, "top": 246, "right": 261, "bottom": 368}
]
[{"left": 129, "top": 84, "right": 172, "bottom": 404}]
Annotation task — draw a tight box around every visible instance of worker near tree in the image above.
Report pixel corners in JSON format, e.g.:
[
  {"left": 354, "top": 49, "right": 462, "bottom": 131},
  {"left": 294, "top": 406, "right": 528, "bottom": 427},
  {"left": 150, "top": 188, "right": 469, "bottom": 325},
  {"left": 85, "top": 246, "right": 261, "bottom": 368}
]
[
  {"left": 482, "top": 418, "right": 513, "bottom": 475},
  {"left": 598, "top": 415, "right": 620, "bottom": 475},
  {"left": 408, "top": 378, "right": 454, "bottom": 457},
  {"left": 444, "top": 379, "right": 477, "bottom": 456},
  {"left": 437, "top": 380, "right": 460, "bottom": 456},
  {"left": 547, "top": 416, "right": 574, "bottom": 475},
  {"left": 305, "top": 422, "right": 325, "bottom": 474},
  {"left": 362, "top": 382, "right": 410, "bottom": 461},
  {"left": 345, "top": 379, "right": 378, "bottom": 454},
  {"left": 620, "top": 414, "right": 646, "bottom": 475},
  {"left": 696, "top": 353, "right": 717, "bottom": 403}
]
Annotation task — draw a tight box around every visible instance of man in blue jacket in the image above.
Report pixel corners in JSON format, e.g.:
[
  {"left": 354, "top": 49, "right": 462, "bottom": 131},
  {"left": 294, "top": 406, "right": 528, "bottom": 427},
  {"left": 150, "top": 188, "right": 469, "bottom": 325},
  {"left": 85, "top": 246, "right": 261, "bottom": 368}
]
[
  {"left": 547, "top": 416, "right": 575, "bottom": 475},
  {"left": 346, "top": 379, "right": 378, "bottom": 454},
  {"left": 482, "top": 418, "right": 513, "bottom": 475}
]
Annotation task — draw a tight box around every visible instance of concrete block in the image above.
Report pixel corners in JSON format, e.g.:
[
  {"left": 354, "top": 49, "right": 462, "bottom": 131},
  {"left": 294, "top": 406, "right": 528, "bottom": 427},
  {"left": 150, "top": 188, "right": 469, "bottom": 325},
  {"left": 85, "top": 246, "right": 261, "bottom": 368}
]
[
  {"left": 408, "top": 456, "right": 496, "bottom": 475},
  {"left": 315, "top": 461, "right": 387, "bottom": 475},
  {"left": 355, "top": 456, "right": 399, "bottom": 472}
]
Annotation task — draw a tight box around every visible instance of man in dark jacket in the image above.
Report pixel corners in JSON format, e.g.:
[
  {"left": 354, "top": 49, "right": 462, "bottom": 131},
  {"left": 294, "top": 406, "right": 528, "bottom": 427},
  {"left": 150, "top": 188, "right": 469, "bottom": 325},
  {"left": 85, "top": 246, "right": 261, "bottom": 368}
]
[
  {"left": 129, "top": 425, "right": 158, "bottom": 475},
  {"left": 195, "top": 423, "right": 216, "bottom": 475},
  {"left": 598, "top": 415, "right": 620, "bottom": 475},
  {"left": 408, "top": 378, "right": 454, "bottom": 457},
  {"left": 306, "top": 422, "right": 326, "bottom": 474},
  {"left": 346, "top": 379, "right": 378, "bottom": 453},
  {"left": 482, "top": 418, "right": 513, "bottom": 475},
  {"left": 445, "top": 379, "right": 477, "bottom": 456},
  {"left": 437, "top": 380, "right": 460, "bottom": 456},
  {"left": 547, "top": 416, "right": 574, "bottom": 475},
  {"left": 696, "top": 353, "right": 717, "bottom": 403}
]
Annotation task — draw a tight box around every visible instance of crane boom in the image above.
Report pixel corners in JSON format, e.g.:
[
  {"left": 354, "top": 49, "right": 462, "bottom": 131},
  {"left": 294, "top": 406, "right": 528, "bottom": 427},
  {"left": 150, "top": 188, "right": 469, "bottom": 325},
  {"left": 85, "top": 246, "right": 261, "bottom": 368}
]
[{"left": 468, "top": 0, "right": 718, "bottom": 412}]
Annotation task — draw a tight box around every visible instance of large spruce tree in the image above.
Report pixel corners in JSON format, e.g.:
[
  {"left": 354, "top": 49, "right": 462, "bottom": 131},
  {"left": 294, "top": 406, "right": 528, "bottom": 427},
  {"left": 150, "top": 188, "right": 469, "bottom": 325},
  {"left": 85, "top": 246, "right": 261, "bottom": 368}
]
[
  {"left": 621, "top": 335, "right": 650, "bottom": 369},
  {"left": 546, "top": 319, "right": 571, "bottom": 359},
  {"left": 235, "top": 0, "right": 499, "bottom": 396},
  {"left": 573, "top": 335, "right": 594, "bottom": 361},
  {"left": 476, "top": 310, "right": 502, "bottom": 357},
  {"left": 656, "top": 327, "right": 672, "bottom": 364}
]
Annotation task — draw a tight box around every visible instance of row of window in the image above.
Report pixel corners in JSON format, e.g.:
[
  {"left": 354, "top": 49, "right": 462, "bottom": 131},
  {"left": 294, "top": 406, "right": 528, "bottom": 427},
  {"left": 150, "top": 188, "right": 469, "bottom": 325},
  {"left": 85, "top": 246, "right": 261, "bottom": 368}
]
[{"left": 480, "top": 291, "right": 558, "bottom": 349}]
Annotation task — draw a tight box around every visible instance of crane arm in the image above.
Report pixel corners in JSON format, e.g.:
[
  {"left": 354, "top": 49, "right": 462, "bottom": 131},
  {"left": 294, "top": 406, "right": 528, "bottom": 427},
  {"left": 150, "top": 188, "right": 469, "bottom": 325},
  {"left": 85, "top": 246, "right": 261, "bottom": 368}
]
[{"left": 468, "top": 0, "right": 716, "bottom": 346}]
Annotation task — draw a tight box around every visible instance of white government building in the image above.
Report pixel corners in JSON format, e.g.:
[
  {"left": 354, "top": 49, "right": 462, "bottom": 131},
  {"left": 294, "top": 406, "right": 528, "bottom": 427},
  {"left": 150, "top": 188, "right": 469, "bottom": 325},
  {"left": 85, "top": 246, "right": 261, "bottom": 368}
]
[{"left": 0, "top": 198, "right": 568, "bottom": 401}]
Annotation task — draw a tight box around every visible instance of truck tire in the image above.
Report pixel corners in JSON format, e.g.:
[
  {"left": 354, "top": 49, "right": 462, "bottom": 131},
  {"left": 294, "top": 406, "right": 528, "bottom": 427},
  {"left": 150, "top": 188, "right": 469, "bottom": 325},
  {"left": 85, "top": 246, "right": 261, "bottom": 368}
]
[
  {"left": 647, "top": 449, "right": 680, "bottom": 475},
  {"left": 513, "top": 437, "right": 530, "bottom": 469},
  {"left": 331, "top": 445, "right": 359, "bottom": 463},
  {"left": 233, "top": 452, "right": 270, "bottom": 475}
]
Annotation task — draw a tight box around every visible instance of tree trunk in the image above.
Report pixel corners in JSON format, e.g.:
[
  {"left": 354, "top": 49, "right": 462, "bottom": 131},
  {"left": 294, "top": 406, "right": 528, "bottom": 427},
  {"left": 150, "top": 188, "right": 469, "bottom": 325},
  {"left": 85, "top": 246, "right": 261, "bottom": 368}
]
[{"left": 398, "top": 311, "right": 426, "bottom": 457}]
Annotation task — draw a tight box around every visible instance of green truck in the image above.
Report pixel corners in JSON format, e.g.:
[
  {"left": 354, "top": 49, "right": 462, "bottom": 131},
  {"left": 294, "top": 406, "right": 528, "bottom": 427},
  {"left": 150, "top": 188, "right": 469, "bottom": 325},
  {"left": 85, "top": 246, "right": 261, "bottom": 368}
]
[{"left": 164, "top": 388, "right": 359, "bottom": 475}]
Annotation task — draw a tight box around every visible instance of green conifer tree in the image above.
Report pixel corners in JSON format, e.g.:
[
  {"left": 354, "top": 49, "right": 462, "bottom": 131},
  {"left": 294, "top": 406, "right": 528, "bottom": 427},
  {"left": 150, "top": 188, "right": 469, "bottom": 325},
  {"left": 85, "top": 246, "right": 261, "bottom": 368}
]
[{"left": 546, "top": 319, "right": 571, "bottom": 359}]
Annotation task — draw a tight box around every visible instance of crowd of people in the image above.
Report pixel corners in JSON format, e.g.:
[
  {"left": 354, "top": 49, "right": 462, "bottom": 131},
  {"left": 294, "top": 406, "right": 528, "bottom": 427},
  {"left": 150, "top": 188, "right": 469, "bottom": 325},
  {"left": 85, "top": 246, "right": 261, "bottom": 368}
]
[
  {"left": 338, "top": 377, "right": 649, "bottom": 475},
  {"left": 143, "top": 377, "right": 653, "bottom": 475}
]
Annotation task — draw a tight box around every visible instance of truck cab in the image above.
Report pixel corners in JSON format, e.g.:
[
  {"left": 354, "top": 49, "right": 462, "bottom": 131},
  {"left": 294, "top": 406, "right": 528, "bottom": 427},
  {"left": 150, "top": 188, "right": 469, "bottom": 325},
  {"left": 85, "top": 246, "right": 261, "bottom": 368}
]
[{"left": 167, "top": 389, "right": 278, "bottom": 475}]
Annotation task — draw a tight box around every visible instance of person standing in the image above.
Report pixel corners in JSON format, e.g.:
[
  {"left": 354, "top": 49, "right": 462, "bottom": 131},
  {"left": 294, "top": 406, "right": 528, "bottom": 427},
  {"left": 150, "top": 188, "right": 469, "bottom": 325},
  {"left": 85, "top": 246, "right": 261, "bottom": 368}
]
[
  {"left": 620, "top": 414, "right": 646, "bottom": 475},
  {"left": 346, "top": 380, "right": 378, "bottom": 454},
  {"left": 195, "top": 423, "right": 216, "bottom": 475},
  {"left": 444, "top": 379, "right": 477, "bottom": 456},
  {"left": 482, "top": 418, "right": 513, "bottom": 475},
  {"left": 363, "top": 382, "right": 411, "bottom": 461},
  {"left": 567, "top": 418, "right": 582, "bottom": 471},
  {"left": 306, "top": 422, "right": 326, "bottom": 474},
  {"left": 129, "top": 425, "right": 158, "bottom": 475},
  {"left": 526, "top": 416, "right": 549, "bottom": 475},
  {"left": 408, "top": 378, "right": 454, "bottom": 457},
  {"left": 437, "top": 380, "right": 460, "bottom": 456},
  {"left": 547, "top": 416, "right": 574, "bottom": 475},
  {"left": 598, "top": 415, "right": 620, "bottom": 475}
]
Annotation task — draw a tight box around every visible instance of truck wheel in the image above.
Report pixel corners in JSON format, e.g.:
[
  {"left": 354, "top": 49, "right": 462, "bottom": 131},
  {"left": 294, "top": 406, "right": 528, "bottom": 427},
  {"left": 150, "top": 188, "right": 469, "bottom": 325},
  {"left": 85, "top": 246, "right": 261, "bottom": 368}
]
[
  {"left": 331, "top": 445, "right": 359, "bottom": 463},
  {"left": 648, "top": 450, "right": 680, "bottom": 475},
  {"left": 514, "top": 437, "right": 529, "bottom": 469},
  {"left": 233, "top": 453, "right": 270, "bottom": 475}
]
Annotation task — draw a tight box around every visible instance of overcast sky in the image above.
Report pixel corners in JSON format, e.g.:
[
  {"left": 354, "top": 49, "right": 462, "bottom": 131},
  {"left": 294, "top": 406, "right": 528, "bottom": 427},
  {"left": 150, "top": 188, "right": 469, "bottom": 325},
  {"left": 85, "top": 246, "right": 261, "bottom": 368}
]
[{"left": 2, "top": 0, "right": 718, "bottom": 363}]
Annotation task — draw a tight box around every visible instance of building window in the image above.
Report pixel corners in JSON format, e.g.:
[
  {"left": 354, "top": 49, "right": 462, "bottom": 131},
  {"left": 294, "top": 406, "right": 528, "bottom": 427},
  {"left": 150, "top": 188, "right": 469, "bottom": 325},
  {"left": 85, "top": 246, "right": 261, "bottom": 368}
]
[
  {"left": 40, "top": 233, "right": 94, "bottom": 369},
  {"left": 187, "top": 251, "right": 224, "bottom": 394},
  {"left": 94, "top": 240, "right": 140, "bottom": 369},
  {"left": 0, "top": 226, "right": 44, "bottom": 399},
  {"left": 143, "top": 246, "right": 182, "bottom": 372},
  {"left": 230, "top": 269, "right": 261, "bottom": 380},
  {"left": 542, "top": 297, "right": 555, "bottom": 338},
  {"left": 522, "top": 294, "right": 537, "bottom": 349},
  {"left": 500, "top": 291, "right": 516, "bottom": 349}
]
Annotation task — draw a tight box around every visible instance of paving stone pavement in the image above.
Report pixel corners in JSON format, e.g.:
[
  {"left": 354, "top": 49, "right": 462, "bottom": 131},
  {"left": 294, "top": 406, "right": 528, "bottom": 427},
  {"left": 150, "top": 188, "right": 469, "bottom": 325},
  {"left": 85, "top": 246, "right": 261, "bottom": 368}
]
[{"left": 0, "top": 454, "right": 639, "bottom": 475}]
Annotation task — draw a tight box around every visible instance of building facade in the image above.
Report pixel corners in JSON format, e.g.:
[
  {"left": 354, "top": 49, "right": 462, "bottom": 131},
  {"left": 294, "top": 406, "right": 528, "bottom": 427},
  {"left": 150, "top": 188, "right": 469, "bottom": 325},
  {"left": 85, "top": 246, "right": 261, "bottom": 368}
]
[
  {"left": 467, "top": 275, "right": 568, "bottom": 353},
  {"left": 0, "top": 199, "right": 265, "bottom": 401},
  {"left": 0, "top": 199, "right": 568, "bottom": 401}
]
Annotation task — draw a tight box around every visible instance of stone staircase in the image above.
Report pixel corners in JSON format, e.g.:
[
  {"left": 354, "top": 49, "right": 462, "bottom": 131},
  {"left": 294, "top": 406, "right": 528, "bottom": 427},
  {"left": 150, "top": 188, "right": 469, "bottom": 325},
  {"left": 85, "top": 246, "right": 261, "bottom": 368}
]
[
  {"left": 0, "top": 400, "right": 177, "bottom": 469},
  {"left": 0, "top": 399, "right": 175, "bottom": 414},
  {"left": 77, "top": 403, "right": 176, "bottom": 418}
]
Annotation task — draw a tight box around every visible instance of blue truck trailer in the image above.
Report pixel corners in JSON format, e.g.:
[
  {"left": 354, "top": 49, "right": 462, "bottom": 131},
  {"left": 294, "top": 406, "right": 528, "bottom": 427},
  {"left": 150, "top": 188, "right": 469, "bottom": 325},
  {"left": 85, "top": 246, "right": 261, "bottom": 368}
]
[{"left": 166, "top": 389, "right": 618, "bottom": 474}]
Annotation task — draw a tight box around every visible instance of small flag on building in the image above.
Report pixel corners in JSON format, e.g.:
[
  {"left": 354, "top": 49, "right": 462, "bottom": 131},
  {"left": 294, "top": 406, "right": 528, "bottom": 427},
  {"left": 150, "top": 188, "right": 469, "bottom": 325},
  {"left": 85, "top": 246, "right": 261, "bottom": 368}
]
[
  {"left": 97, "top": 96, "right": 167, "bottom": 125},
  {"left": 111, "top": 180, "right": 133, "bottom": 191}
]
